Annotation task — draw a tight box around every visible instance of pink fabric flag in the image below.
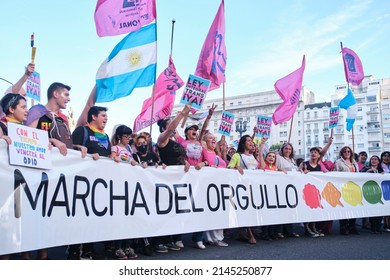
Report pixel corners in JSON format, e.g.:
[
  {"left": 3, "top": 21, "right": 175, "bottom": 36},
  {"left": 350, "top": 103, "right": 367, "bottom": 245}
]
[
  {"left": 133, "top": 56, "right": 184, "bottom": 132},
  {"left": 94, "top": 0, "right": 156, "bottom": 37},
  {"left": 272, "top": 55, "right": 306, "bottom": 125},
  {"left": 341, "top": 47, "right": 364, "bottom": 86},
  {"left": 194, "top": 0, "right": 226, "bottom": 91}
]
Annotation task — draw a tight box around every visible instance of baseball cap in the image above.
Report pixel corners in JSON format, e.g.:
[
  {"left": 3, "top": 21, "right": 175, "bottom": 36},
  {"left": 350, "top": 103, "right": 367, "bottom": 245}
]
[{"left": 184, "top": 124, "right": 199, "bottom": 134}]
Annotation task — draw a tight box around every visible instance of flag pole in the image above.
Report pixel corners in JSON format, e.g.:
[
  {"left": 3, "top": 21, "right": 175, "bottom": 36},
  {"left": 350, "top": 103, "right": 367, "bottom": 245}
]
[
  {"left": 170, "top": 18, "right": 176, "bottom": 56},
  {"left": 341, "top": 40, "right": 355, "bottom": 152},
  {"left": 148, "top": 19, "right": 162, "bottom": 136},
  {"left": 288, "top": 114, "right": 294, "bottom": 143},
  {"left": 223, "top": 82, "right": 226, "bottom": 111}
]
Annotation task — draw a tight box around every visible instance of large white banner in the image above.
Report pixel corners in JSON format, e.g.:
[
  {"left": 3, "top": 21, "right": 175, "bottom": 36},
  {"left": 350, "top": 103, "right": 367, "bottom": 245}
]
[{"left": 0, "top": 141, "right": 389, "bottom": 255}]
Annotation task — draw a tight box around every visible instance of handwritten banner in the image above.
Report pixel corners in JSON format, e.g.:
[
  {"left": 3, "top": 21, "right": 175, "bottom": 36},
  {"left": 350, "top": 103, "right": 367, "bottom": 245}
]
[
  {"left": 0, "top": 141, "right": 389, "bottom": 255},
  {"left": 26, "top": 71, "right": 41, "bottom": 102},
  {"left": 180, "top": 74, "right": 210, "bottom": 110},
  {"left": 7, "top": 122, "right": 51, "bottom": 169},
  {"left": 329, "top": 107, "right": 340, "bottom": 129},
  {"left": 256, "top": 115, "right": 272, "bottom": 138},
  {"left": 218, "top": 111, "right": 235, "bottom": 136}
]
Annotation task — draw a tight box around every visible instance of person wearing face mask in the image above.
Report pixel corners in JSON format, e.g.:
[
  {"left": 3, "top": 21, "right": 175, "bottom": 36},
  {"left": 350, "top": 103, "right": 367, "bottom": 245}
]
[
  {"left": 132, "top": 134, "right": 166, "bottom": 169},
  {"left": 130, "top": 134, "right": 166, "bottom": 256}
]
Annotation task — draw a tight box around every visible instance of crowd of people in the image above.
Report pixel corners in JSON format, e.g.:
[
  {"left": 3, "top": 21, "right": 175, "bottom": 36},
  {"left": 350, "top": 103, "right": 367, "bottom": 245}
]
[{"left": 1, "top": 63, "right": 389, "bottom": 260}]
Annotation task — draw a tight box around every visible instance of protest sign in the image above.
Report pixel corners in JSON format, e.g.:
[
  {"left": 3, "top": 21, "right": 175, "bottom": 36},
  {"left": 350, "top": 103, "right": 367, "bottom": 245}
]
[
  {"left": 256, "top": 115, "right": 272, "bottom": 138},
  {"left": 218, "top": 111, "right": 234, "bottom": 136},
  {"left": 329, "top": 107, "right": 340, "bottom": 129},
  {"left": 26, "top": 71, "right": 40, "bottom": 102},
  {"left": 180, "top": 74, "right": 210, "bottom": 110},
  {"left": 7, "top": 122, "right": 51, "bottom": 169}
]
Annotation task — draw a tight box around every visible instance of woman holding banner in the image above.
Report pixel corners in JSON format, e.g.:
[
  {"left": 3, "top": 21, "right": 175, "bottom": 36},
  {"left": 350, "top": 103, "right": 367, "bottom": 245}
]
[
  {"left": 0, "top": 93, "right": 34, "bottom": 260},
  {"left": 334, "top": 146, "right": 360, "bottom": 235},
  {"left": 227, "top": 134, "right": 260, "bottom": 244},
  {"left": 202, "top": 132, "right": 229, "bottom": 247},
  {"left": 275, "top": 142, "right": 301, "bottom": 238}
]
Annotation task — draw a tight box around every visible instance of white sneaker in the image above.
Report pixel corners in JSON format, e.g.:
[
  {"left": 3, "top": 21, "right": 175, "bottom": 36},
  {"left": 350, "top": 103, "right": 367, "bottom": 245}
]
[
  {"left": 175, "top": 240, "right": 184, "bottom": 248},
  {"left": 213, "top": 240, "right": 229, "bottom": 247},
  {"left": 195, "top": 241, "right": 206, "bottom": 249}
]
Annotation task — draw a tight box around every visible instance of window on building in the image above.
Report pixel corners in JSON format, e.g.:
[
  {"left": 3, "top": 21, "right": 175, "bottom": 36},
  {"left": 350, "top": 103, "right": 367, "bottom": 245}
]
[
  {"left": 366, "top": 95, "right": 377, "bottom": 102},
  {"left": 306, "top": 112, "right": 310, "bottom": 119},
  {"left": 314, "top": 112, "right": 318, "bottom": 119},
  {"left": 298, "top": 130, "right": 301, "bottom": 136},
  {"left": 358, "top": 107, "right": 362, "bottom": 111}
]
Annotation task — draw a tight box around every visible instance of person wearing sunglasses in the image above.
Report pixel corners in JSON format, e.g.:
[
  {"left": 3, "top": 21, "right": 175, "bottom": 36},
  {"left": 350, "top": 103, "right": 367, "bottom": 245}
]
[{"left": 334, "top": 146, "right": 359, "bottom": 235}]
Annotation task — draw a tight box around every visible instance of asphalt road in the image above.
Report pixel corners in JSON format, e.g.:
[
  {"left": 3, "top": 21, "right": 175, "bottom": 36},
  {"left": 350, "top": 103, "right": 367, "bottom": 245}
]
[{"left": 9, "top": 221, "right": 390, "bottom": 260}]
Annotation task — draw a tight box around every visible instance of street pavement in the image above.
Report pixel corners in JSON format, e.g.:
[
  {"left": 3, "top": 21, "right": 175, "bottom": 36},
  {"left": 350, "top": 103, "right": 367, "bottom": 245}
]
[{"left": 9, "top": 222, "right": 390, "bottom": 260}]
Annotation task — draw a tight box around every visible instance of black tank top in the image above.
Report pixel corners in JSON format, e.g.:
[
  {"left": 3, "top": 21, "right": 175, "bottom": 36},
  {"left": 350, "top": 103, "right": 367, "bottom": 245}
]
[
  {"left": 157, "top": 139, "right": 186, "bottom": 166},
  {"left": 303, "top": 160, "right": 322, "bottom": 172}
]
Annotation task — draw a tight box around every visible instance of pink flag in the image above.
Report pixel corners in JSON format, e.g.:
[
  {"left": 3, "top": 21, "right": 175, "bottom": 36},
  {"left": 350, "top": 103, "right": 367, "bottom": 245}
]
[
  {"left": 341, "top": 47, "right": 364, "bottom": 86},
  {"left": 194, "top": 0, "right": 226, "bottom": 91},
  {"left": 272, "top": 55, "right": 306, "bottom": 125},
  {"left": 133, "top": 56, "right": 184, "bottom": 132},
  {"left": 94, "top": 0, "right": 156, "bottom": 37}
]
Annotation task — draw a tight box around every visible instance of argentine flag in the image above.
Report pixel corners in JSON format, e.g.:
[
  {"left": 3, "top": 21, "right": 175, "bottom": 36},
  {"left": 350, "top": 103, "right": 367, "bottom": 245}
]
[
  {"left": 96, "top": 23, "right": 157, "bottom": 103},
  {"left": 339, "top": 86, "right": 357, "bottom": 132}
]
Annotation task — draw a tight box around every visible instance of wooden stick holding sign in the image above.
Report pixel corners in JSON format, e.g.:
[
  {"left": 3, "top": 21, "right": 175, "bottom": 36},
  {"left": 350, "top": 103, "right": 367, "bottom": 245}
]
[{"left": 180, "top": 74, "right": 210, "bottom": 127}]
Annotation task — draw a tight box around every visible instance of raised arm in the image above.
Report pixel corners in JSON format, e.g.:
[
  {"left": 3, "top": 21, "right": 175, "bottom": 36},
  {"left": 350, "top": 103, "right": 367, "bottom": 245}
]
[
  {"left": 198, "top": 103, "right": 217, "bottom": 142},
  {"left": 157, "top": 104, "right": 191, "bottom": 148},
  {"left": 76, "top": 85, "right": 96, "bottom": 128},
  {"left": 10, "top": 63, "right": 35, "bottom": 95},
  {"left": 320, "top": 136, "right": 333, "bottom": 159},
  {"left": 258, "top": 137, "right": 267, "bottom": 169}
]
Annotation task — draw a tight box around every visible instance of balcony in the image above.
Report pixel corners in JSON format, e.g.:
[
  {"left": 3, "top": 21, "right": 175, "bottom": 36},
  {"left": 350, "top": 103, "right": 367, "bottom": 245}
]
[
  {"left": 368, "top": 146, "right": 381, "bottom": 152},
  {"left": 313, "top": 129, "right": 319, "bottom": 134},
  {"left": 323, "top": 128, "right": 329, "bottom": 132},
  {"left": 306, "top": 129, "right": 312, "bottom": 134},
  {"left": 367, "top": 110, "right": 379, "bottom": 115},
  {"left": 367, "top": 125, "right": 381, "bottom": 132}
]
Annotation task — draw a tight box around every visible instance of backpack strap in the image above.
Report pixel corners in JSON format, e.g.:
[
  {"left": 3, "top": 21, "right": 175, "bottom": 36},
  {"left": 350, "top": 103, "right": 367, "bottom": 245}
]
[{"left": 82, "top": 126, "right": 88, "bottom": 147}]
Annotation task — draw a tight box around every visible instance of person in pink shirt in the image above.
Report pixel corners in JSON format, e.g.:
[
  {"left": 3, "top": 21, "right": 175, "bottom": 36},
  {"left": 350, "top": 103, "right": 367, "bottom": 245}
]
[{"left": 201, "top": 132, "right": 229, "bottom": 247}]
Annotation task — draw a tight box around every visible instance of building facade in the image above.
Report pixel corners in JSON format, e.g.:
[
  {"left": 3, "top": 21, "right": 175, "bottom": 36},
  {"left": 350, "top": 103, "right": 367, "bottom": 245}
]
[{"left": 173, "top": 76, "right": 390, "bottom": 162}]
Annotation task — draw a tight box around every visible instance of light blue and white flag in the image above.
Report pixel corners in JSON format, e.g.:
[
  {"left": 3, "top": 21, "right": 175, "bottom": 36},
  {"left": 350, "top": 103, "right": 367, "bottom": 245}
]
[
  {"left": 96, "top": 23, "right": 157, "bottom": 103},
  {"left": 338, "top": 86, "right": 357, "bottom": 132}
]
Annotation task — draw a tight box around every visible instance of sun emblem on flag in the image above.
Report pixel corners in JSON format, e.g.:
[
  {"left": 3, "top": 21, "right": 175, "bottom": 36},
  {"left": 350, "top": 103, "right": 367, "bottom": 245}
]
[{"left": 128, "top": 51, "right": 142, "bottom": 66}]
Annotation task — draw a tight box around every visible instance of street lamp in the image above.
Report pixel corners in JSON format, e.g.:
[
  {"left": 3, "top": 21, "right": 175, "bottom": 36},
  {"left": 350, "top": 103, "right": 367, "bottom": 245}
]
[{"left": 235, "top": 120, "right": 248, "bottom": 139}]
